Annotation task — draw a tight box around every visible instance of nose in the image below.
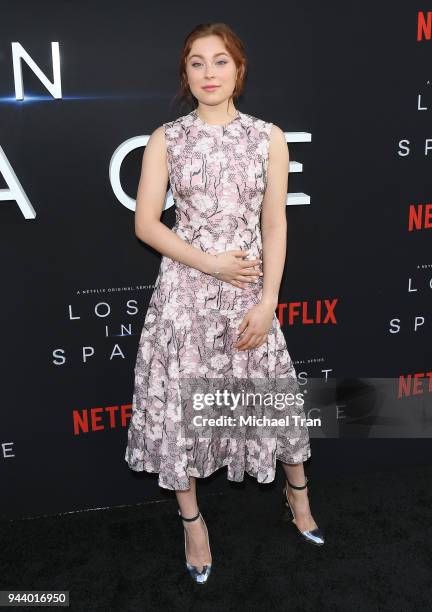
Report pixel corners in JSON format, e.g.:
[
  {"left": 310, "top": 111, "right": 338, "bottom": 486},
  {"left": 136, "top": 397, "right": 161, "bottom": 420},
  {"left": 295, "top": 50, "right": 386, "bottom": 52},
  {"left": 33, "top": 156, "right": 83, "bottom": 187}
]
[{"left": 204, "top": 63, "right": 215, "bottom": 78}]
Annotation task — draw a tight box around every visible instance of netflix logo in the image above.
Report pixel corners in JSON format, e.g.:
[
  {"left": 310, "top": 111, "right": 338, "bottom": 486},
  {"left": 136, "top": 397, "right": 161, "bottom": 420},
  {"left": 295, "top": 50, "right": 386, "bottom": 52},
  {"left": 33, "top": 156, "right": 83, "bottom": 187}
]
[
  {"left": 276, "top": 299, "right": 338, "bottom": 326},
  {"left": 73, "top": 403, "right": 132, "bottom": 434},
  {"left": 408, "top": 203, "right": 432, "bottom": 231},
  {"left": 398, "top": 371, "right": 432, "bottom": 397},
  {"left": 417, "top": 11, "right": 432, "bottom": 41}
]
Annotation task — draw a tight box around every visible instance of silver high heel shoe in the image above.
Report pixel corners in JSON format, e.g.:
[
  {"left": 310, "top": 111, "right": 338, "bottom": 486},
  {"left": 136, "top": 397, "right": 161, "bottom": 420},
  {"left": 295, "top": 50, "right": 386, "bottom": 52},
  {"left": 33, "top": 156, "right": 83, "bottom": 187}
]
[
  {"left": 281, "top": 476, "right": 325, "bottom": 546},
  {"left": 178, "top": 508, "right": 212, "bottom": 584}
]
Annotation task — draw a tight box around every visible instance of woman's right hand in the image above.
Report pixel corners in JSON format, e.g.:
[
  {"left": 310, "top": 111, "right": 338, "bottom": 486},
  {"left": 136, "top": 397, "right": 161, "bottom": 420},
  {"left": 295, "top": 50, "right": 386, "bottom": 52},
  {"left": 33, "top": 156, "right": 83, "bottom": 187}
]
[{"left": 207, "top": 250, "right": 262, "bottom": 288}]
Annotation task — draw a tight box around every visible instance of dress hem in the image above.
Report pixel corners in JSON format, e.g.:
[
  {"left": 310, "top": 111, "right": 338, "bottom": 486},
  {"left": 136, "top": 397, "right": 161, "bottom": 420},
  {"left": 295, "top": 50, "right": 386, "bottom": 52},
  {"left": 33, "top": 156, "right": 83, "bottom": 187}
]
[{"left": 124, "top": 447, "right": 311, "bottom": 491}]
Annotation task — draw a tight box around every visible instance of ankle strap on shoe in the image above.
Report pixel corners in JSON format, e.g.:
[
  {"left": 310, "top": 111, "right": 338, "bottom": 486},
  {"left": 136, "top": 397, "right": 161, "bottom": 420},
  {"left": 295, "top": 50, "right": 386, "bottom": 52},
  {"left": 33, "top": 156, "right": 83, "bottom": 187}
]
[
  {"left": 178, "top": 508, "right": 200, "bottom": 522},
  {"left": 287, "top": 476, "right": 309, "bottom": 490}
]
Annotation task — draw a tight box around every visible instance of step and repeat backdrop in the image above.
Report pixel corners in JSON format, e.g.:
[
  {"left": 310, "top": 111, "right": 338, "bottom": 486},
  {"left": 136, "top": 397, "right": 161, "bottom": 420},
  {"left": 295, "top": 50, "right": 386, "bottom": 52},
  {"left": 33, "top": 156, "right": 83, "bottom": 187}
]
[{"left": 1, "top": 2, "right": 431, "bottom": 519}]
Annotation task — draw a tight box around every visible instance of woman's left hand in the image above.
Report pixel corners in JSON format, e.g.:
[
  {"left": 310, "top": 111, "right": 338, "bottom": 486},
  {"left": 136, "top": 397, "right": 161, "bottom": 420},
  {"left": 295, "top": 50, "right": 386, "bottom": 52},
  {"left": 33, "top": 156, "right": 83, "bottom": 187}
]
[{"left": 233, "top": 302, "right": 275, "bottom": 351}]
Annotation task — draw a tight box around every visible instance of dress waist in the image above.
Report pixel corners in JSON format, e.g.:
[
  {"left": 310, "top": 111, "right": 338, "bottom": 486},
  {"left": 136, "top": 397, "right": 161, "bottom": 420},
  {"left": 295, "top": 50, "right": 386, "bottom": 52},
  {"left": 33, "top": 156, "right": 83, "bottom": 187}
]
[
  {"left": 152, "top": 256, "right": 263, "bottom": 311},
  {"left": 172, "top": 223, "right": 262, "bottom": 258}
]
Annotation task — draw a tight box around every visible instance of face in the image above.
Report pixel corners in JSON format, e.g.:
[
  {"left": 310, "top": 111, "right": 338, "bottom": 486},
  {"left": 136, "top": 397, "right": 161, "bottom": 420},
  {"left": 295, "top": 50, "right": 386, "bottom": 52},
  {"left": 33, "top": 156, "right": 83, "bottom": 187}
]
[{"left": 186, "top": 35, "right": 239, "bottom": 105}]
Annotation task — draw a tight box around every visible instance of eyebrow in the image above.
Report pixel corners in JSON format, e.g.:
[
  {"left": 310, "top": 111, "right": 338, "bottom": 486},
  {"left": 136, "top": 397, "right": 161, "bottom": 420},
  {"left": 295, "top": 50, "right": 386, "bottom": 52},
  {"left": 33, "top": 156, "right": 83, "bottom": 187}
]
[{"left": 188, "top": 52, "right": 229, "bottom": 59}]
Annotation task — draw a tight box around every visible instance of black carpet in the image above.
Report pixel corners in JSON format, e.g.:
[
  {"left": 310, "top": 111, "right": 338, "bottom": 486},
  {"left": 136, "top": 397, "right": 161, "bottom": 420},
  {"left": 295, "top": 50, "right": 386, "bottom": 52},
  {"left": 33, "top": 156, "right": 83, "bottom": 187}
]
[{"left": 1, "top": 463, "right": 431, "bottom": 611}]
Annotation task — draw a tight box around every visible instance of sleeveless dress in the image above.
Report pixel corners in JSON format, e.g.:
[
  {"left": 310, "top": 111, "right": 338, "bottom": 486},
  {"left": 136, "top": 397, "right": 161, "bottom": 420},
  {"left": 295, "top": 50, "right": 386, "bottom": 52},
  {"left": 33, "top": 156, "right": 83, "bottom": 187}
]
[{"left": 124, "top": 108, "right": 311, "bottom": 490}]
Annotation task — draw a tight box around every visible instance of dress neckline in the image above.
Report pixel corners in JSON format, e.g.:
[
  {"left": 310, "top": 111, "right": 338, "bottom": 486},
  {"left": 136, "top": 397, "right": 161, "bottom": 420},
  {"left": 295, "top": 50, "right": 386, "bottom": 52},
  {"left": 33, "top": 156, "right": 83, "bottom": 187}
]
[{"left": 191, "top": 108, "right": 241, "bottom": 129}]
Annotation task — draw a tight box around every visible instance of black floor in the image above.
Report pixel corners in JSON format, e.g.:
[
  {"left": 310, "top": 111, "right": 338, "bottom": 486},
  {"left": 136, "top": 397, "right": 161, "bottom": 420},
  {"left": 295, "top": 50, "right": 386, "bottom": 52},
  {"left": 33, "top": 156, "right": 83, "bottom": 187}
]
[{"left": 1, "top": 463, "right": 431, "bottom": 611}]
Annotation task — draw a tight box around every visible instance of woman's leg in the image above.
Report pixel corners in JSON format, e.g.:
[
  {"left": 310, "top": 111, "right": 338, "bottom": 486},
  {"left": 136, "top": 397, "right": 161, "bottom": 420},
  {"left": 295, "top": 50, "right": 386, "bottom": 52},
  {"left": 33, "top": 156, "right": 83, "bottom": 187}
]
[
  {"left": 280, "top": 461, "right": 318, "bottom": 532},
  {"left": 175, "top": 476, "right": 212, "bottom": 572}
]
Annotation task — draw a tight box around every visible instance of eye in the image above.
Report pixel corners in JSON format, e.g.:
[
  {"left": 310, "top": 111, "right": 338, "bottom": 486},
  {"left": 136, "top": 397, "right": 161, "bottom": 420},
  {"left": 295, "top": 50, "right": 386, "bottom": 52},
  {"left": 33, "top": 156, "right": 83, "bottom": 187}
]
[{"left": 190, "top": 60, "right": 228, "bottom": 68}]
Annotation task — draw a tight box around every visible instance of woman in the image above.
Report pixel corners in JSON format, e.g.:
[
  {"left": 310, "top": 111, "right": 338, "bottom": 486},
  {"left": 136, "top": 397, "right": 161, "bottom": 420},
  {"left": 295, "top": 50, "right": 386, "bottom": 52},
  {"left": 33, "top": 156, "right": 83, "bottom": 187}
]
[{"left": 125, "top": 22, "right": 324, "bottom": 585}]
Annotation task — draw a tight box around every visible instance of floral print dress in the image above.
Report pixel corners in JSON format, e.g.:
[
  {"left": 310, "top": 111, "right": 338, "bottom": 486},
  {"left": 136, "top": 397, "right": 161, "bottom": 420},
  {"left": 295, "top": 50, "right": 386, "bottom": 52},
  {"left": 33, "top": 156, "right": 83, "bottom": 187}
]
[{"left": 124, "top": 108, "right": 311, "bottom": 490}]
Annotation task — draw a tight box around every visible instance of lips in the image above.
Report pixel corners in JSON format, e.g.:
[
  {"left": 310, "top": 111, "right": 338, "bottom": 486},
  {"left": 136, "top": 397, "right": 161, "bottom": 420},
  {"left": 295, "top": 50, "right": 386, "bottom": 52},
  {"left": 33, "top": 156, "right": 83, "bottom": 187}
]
[{"left": 202, "top": 85, "right": 219, "bottom": 91}]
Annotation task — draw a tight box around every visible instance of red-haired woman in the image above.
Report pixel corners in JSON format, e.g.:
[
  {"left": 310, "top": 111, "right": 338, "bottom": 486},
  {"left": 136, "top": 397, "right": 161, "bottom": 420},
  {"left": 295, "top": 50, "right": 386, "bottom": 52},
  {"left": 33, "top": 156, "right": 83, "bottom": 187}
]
[{"left": 125, "top": 22, "right": 324, "bottom": 585}]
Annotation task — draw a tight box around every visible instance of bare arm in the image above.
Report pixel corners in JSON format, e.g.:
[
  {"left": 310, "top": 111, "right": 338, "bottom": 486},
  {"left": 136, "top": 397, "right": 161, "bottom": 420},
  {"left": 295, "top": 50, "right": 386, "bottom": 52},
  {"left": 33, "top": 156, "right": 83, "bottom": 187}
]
[
  {"left": 260, "top": 124, "right": 289, "bottom": 308},
  {"left": 135, "top": 125, "right": 216, "bottom": 274},
  {"left": 233, "top": 127, "right": 289, "bottom": 351}
]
